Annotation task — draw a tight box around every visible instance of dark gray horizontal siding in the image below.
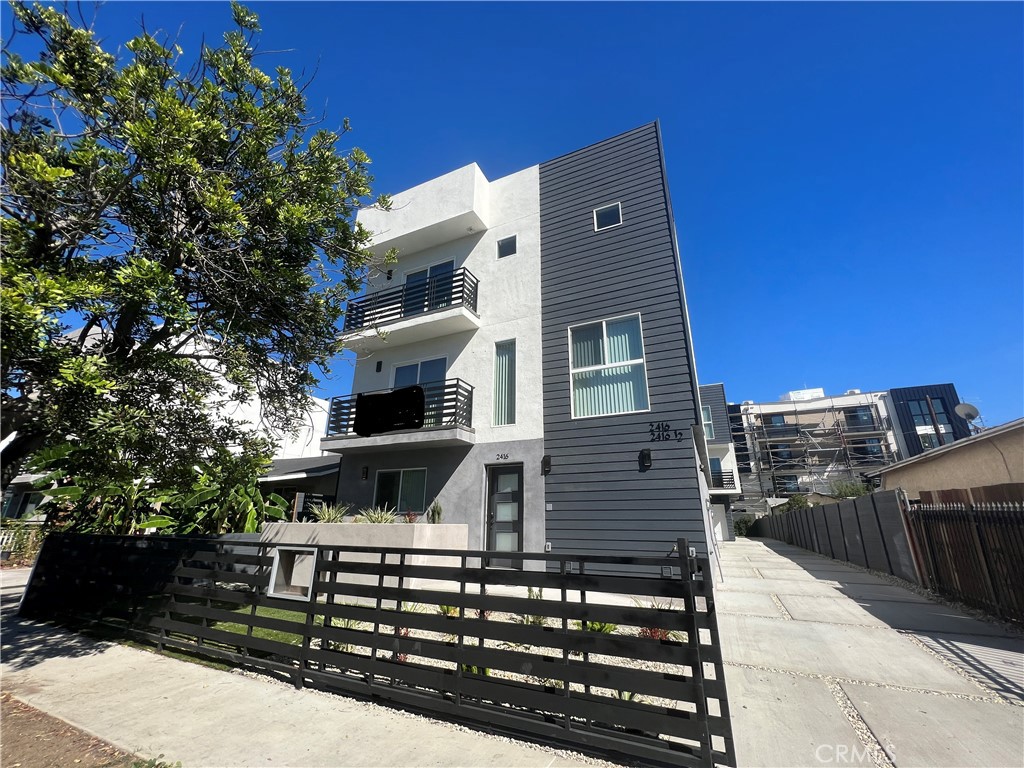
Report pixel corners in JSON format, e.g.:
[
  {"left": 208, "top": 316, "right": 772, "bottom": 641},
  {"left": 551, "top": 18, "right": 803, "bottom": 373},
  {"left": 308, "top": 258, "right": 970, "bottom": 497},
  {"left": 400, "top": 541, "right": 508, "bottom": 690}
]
[
  {"left": 539, "top": 123, "right": 706, "bottom": 563},
  {"left": 698, "top": 384, "right": 731, "bottom": 445},
  {"left": 887, "top": 383, "right": 970, "bottom": 459}
]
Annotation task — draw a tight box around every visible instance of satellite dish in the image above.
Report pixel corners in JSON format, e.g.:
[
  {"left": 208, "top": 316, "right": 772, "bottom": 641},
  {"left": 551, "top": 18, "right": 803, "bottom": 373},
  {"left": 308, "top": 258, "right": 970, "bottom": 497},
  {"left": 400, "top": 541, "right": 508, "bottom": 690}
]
[{"left": 955, "top": 402, "right": 980, "bottom": 422}]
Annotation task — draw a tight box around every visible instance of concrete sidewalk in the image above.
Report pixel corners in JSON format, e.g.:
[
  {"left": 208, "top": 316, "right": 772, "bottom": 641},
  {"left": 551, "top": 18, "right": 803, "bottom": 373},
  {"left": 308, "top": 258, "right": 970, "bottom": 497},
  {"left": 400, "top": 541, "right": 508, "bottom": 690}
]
[
  {"left": 0, "top": 568, "right": 597, "bottom": 768},
  {"left": 719, "top": 538, "right": 1024, "bottom": 767}
]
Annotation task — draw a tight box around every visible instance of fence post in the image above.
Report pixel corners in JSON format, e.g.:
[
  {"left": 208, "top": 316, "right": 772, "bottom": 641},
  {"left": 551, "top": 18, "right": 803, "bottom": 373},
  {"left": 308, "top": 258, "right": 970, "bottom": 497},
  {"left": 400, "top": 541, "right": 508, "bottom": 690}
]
[
  {"left": 676, "top": 538, "right": 713, "bottom": 764},
  {"left": 869, "top": 493, "right": 894, "bottom": 575}
]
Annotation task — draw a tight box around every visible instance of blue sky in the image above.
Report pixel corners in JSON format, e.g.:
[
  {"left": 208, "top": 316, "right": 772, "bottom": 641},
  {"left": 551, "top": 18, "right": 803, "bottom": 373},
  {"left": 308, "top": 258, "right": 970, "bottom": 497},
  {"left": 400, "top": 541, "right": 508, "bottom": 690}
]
[{"left": 17, "top": 1, "right": 1023, "bottom": 425}]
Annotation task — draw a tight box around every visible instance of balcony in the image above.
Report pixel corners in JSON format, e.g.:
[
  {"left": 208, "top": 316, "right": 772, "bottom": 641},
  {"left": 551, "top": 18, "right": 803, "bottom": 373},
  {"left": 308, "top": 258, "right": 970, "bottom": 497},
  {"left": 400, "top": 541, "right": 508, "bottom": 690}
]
[
  {"left": 341, "top": 268, "right": 480, "bottom": 353},
  {"left": 709, "top": 469, "right": 737, "bottom": 493},
  {"left": 321, "top": 379, "right": 475, "bottom": 453},
  {"left": 839, "top": 421, "right": 886, "bottom": 434},
  {"left": 756, "top": 425, "right": 801, "bottom": 440}
]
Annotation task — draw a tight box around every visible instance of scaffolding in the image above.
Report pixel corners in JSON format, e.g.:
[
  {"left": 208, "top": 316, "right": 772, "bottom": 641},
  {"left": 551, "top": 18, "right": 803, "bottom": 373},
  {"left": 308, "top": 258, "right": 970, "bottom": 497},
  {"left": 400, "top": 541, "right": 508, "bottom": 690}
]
[{"left": 735, "top": 396, "right": 895, "bottom": 500}]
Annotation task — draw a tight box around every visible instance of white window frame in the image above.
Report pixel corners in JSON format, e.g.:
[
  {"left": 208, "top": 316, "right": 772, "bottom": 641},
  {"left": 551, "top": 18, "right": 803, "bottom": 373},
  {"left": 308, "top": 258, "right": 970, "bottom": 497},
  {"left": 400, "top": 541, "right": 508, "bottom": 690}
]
[
  {"left": 567, "top": 312, "right": 650, "bottom": 420},
  {"left": 496, "top": 235, "right": 517, "bottom": 259},
  {"left": 373, "top": 468, "right": 428, "bottom": 514},
  {"left": 492, "top": 339, "right": 517, "bottom": 427},
  {"left": 702, "top": 406, "right": 715, "bottom": 440},
  {"left": 593, "top": 202, "right": 623, "bottom": 232}
]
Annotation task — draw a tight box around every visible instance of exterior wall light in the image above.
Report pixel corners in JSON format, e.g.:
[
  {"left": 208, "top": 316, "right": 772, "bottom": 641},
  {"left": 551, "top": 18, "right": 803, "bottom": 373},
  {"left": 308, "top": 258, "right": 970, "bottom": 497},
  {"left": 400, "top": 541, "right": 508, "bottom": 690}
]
[
  {"left": 361, "top": 466, "right": 369, "bottom": 481},
  {"left": 639, "top": 448, "right": 653, "bottom": 470},
  {"left": 541, "top": 455, "right": 552, "bottom": 476}
]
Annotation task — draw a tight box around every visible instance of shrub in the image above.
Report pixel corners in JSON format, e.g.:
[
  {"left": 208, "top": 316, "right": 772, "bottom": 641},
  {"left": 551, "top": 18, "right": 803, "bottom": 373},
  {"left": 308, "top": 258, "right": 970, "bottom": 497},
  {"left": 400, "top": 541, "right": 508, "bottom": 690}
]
[
  {"left": 0, "top": 521, "right": 43, "bottom": 566},
  {"left": 310, "top": 502, "right": 350, "bottom": 523},
  {"left": 830, "top": 480, "right": 872, "bottom": 498},
  {"left": 402, "top": 510, "right": 418, "bottom": 524},
  {"left": 359, "top": 505, "right": 396, "bottom": 524},
  {"left": 732, "top": 515, "right": 754, "bottom": 537},
  {"left": 631, "top": 596, "right": 684, "bottom": 642},
  {"left": 426, "top": 499, "right": 443, "bottom": 524}
]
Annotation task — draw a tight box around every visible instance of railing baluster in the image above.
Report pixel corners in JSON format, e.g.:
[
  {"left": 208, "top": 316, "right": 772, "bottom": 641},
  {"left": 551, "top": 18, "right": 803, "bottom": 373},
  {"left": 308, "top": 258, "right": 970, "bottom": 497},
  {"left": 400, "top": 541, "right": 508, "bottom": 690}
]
[
  {"left": 342, "top": 267, "right": 479, "bottom": 332},
  {"left": 327, "top": 379, "right": 475, "bottom": 437}
]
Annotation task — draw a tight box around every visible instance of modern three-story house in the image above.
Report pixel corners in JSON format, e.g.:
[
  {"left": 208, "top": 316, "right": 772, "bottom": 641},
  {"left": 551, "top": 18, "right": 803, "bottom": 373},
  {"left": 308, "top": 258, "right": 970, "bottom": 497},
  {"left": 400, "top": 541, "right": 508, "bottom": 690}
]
[{"left": 322, "top": 123, "right": 716, "bottom": 572}]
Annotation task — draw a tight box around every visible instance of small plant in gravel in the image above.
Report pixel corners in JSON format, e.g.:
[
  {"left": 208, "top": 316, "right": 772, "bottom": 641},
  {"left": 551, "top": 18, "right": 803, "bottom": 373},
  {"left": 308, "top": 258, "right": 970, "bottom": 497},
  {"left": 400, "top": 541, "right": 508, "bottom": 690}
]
[
  {"left": 438, "top": 604, "right": 459, "bottom": 618},
  {"left": 325, "top": 616, "right": 364, "bottom": 653},
  {"left": 573, "top": 619, "right": 618, "bottom": 634},
  {"left": 513, "top": 587, "right": 547, "bottom": 627},
  {"left": 616, "top": 690, "right": 642, "bottom": 702},
  {"left": 461, "top": 663, "right": 490, "bottom": 677},
  {"left": 359, "top": 505, "right": 396, "bottom": 524},
  {"left": 632, "top": 596, "right": 684, "bottom": 642}
]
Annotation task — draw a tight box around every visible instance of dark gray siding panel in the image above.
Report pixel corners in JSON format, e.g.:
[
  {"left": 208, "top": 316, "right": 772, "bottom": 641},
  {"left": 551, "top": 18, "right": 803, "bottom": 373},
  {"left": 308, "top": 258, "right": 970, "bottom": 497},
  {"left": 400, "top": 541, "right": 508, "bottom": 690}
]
[
  {"left": 888, "top": 384, "right": 971, "bottom": 458},
  {"left": 698, "top": 383, "right": 731, "bottom": 445},
  {"left": 538, "top": 123, "right": 707, "bottom": 561}
]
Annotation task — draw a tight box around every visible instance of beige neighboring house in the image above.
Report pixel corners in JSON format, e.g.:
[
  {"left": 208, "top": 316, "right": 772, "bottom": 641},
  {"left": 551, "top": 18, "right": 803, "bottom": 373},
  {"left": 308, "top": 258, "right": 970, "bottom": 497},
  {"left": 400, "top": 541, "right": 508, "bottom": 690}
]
[{"left": 867, "top": 418, "right": 1024, "bottom": 502}]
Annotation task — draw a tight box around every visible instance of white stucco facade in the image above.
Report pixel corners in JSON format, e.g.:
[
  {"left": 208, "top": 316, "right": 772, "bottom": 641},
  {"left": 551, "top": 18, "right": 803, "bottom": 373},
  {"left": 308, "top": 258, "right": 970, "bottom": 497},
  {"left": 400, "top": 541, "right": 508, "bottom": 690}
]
[
  {"left": 345, "top": 163, "right": 544, "bottom": 445},
  {"left": 327, "top": 163, "right": 547, "bottom": 561}
]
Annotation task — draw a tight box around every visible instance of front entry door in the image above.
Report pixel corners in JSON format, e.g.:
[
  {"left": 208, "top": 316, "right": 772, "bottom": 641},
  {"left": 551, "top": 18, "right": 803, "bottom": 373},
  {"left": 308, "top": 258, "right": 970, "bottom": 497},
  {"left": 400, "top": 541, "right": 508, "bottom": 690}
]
[{"left": 486, "top": 465, "right": 524, "bottom": 569}]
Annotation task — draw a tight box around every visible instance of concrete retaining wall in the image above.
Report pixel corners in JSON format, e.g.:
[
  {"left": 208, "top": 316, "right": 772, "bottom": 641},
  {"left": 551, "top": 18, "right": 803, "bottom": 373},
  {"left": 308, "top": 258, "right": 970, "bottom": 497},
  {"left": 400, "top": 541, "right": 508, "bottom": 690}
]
[{"left": 260, "top": 522, "right": 469, "bottom": 596}]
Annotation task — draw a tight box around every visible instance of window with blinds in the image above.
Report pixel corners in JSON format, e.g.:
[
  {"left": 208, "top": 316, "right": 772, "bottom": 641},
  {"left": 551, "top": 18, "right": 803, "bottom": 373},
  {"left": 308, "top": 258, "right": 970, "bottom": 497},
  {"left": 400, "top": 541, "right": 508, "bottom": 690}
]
[
  {"left": 493, "top": 340, "right": 516, "bottom": 426},
  {"left": 569, "top": 314, "right": 649, "bottom": 419}
]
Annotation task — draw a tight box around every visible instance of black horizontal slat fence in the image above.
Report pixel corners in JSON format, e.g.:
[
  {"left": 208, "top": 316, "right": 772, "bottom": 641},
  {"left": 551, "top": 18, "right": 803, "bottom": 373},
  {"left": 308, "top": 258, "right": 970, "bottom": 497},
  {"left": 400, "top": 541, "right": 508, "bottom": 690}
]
[{"left": 19, "top": 533, "right": 735, "bottom": 768}]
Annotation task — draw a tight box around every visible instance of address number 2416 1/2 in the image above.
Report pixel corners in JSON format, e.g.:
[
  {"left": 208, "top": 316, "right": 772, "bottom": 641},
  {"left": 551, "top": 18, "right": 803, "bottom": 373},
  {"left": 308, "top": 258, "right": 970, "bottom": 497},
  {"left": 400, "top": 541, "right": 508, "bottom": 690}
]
[{"left": 649, "top": 422, "right": 685, "bottom": 442}]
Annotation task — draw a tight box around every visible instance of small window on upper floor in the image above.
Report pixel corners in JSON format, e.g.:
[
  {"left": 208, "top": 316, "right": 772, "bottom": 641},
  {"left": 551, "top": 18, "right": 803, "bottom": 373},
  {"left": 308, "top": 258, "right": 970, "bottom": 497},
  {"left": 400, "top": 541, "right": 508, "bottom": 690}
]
[
  {"left": 702, "top": 406, "right": 715, "bottom": 440},
  {"left": 593, "top": 202, "right": 622, "bottom": 231},
  {"left": 497, "top": 235, "right": 517, "bottom": 259}
]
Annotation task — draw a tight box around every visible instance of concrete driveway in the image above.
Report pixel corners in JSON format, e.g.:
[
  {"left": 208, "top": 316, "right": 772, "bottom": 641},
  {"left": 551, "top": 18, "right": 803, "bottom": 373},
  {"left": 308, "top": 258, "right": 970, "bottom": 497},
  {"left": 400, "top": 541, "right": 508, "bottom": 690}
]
[{"left": 719, "top": 538, "right": 1024, "bottom": 768}]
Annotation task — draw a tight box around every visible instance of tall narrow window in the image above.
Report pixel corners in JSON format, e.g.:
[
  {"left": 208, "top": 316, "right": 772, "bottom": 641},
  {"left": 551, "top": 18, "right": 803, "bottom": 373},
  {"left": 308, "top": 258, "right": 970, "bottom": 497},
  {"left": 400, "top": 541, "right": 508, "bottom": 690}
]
[
  {"left": 493, "top": 340, "right": 516, "bottom": 426},
  {"left": 569, "top": 314, "right": 649, "bottom": 419},
  {"left": 702, "top": 405, "right": 715, "bottom": 440}
]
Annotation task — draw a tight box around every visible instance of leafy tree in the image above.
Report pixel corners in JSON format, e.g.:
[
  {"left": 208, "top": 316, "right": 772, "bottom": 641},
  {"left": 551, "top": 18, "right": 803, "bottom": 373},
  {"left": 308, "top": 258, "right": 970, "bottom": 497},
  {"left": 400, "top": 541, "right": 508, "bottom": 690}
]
[
  {"left": 776, "top": 493, "right": 810, "bottom": 515},
  {"left": 1, "top": 2, "right": 387, "bottom": 532},
  {"left": 829, "top": 480, "right": 872, "bottom": 498}
]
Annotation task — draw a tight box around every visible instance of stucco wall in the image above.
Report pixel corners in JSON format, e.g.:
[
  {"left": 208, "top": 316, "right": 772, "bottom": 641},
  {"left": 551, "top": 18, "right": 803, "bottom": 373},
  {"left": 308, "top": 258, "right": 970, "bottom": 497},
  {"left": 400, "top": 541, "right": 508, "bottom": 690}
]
[
  {"left": 334, "top": 438, "right": 546, "bottom": 567},
  {"left": 880, "top": 426, "right": 1024, "bottom": 496},
  {"left": 349, "top": 164, "right": 543, "bottom": 445}
]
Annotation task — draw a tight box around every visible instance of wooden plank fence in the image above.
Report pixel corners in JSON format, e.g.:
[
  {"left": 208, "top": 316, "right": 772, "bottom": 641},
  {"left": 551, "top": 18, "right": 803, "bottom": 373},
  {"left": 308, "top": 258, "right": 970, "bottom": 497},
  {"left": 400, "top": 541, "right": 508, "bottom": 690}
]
[
  {"left": 904, "top": 501, "right": 1024, "bottom": 624},
  {"left": 19, "top": 533, "right": 736, "bottom": 768}
]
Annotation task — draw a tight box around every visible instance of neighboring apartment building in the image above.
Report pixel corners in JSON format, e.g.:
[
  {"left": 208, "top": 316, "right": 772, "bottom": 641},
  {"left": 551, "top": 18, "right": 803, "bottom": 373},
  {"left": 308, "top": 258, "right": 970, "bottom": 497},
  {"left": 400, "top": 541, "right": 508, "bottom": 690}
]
[
  {"left": 323, "top": 123, "right": 715, "bottom": 570},
  {"left": 729, "top": 383, "right": 972, "bottom": 512},
  {"left": 698, "top": 383, "right": 742, "bottom": 542}
]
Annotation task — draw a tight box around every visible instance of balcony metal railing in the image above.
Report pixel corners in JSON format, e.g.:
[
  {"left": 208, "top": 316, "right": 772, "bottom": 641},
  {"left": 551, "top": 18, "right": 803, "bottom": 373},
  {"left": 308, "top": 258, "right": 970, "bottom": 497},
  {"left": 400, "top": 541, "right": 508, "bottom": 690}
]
[
  {"left": 839, "top": 421, "right": 885, "bottom": 433},
  {"left": 343, "top": 268, "right": 479, "bottom": 332},
  {"left": 327, "top": 379, "right": 474, "bottom": 437},
  {"left": 710, "top": 470, "right": 737, "bottom": 489}
]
